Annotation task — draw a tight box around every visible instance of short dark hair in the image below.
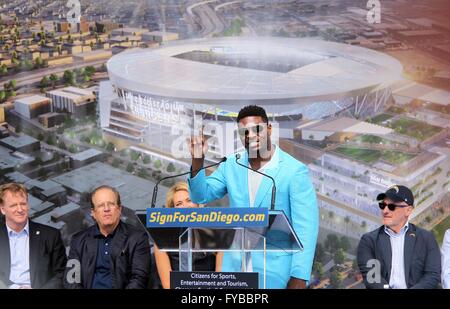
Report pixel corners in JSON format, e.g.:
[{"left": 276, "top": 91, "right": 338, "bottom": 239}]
[
  {"left": 237, "top": 105, "right": 269, "bottom": 124},
  {"left": 90, "top": 185, "right": 121, "bottom": 208}
]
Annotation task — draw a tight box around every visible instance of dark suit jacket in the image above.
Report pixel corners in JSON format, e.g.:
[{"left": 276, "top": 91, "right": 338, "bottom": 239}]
[
  {"left": 0, "top": 221, "right": 67, "bottom": 289},
  {"left": 64, "top": 221, "right": 151, "bottom": 289},
  {"left": 357, "top": 223, "right": 441, "bottom": 289}
]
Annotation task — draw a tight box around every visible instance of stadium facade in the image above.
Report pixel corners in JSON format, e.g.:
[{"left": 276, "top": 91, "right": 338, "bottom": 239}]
[{"left": 99, "top": 37, "right": 403, "bottom": 161}]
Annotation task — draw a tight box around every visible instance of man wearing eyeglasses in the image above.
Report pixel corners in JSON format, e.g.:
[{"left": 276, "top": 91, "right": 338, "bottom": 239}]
[
  {"left": 64, "top": 185, "right": 151, "bottom": 289},
  {"left": 357, "top": 185, "right": 441, "bottom": 289},
  {"left": 188, "top": 105, "right": 318, "bottom": 289}
]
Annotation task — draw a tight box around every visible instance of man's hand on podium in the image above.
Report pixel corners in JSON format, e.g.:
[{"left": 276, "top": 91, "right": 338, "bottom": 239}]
[{"left": 287, "top": 277, "right": 306, "bottom": 289}]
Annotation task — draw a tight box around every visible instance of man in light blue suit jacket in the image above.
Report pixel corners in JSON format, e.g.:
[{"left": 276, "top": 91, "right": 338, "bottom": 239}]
[{"left": 188, "top": 105, "right": 319, "bottom": 289}]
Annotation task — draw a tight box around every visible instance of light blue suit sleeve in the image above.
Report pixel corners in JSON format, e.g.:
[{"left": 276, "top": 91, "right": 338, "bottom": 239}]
[
  {"left": 187, "top": 162, "right": 228, "bottom": 204},
  {"left": 442, "top": 229, "right": 450, "bottom": 289},
  {"left": 288, "top": 164, "right": 319, "bottom": 282}
]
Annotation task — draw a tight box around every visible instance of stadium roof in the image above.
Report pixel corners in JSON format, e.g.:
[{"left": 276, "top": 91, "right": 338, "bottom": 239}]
[
  {"left": 392, "top": 81, "right": 450, "bottom": 106},
  {"left": 107, "top": 37, "right": 403, "bottom": 105},
  {"left": 301, "top": 117, "right": 393, "bottom": 135}
]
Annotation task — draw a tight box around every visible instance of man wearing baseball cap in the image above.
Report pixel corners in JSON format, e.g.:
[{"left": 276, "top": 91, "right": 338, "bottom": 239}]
[{"left": 357, "top": 185, "right": 441, "bottom": 289}]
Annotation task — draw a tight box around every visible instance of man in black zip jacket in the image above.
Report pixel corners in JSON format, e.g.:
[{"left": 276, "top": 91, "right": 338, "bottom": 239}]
[{"left": 64, "top": 185, "right": 150, "bottom": 289}]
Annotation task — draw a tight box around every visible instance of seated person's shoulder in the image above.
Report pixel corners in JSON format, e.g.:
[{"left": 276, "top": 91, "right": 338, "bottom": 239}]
[
  {"left": 360, "top": 226, "right": 382, "bottom": 242},
  {"left": 30, "top": 221, "right": 62, "bottom": 237},
  {"left": 70, "top": 225, "right": 95, "bottom": 244},
  {"left": 123, "top": 222, "right": 148, "bottom": 238},
  {"left": 413, "top": 225, "right": 436, "bottom": 241}
]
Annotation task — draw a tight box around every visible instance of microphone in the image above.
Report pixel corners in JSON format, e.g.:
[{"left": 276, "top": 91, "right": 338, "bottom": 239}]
[
  {"left": 151, "top": 157, "right": 227, "bottom": 208},
  {"left": 235, "top": 154, "right": 276, "bottom": 211}
]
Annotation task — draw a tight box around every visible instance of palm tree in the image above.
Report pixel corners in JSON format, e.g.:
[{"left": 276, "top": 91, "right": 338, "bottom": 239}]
[{"left": 344, "top": 216, "right": 350, "bottom": 234}]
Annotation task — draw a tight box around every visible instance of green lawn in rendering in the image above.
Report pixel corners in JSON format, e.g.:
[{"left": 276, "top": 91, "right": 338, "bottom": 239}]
[
  {"left": 335, "top": 147, "right": 415, "bottom": 165},
  {"left": 371, "top": 113, "right": 393, "bottom": 124},
  {"left": 432, "top": 214, "right": 450, "bottom": 247},
  {"left": 389, "top": 118, "right": 442, "bottom": 141}
]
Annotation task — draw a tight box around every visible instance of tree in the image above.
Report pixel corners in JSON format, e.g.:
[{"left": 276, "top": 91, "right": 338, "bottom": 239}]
[
  {"left": 352, "top": 259, "right": 359, "bottom": 272},
  {"left": 330, "top": 269, "right": 343, "bottom": 289},
  {"left": 9, "top": 79, "right": 17, "bottom": 89},
  {"left": 313, "top": 261, "right": 325, "bottom": 280},
  {"left": 46, "top": 135, "right": 56, "bottom": 145},
  {"left": 0, "top": 64, "right": 7, "bottom": 75},
  {"left": 15, "top": 124, "right": 22, "bottom": 133},
  {"left": 50, "top": 74, "right": 59, "bottom": 88},
  {"left": 37, "top": 133, "right": 44, "bottom": 141},
  {"left": 59, "top": 141, "right": 67, "bottom": 150},
  {"left": 339, "top": 236, "right": 351, "bottom": 252},
  {"left": 85, "top": 66, "right": 96, "bottom": 76},
  {"left": 130, "top": 150, "right": 140, "bottom": 161},
  {"left": 35, "top": 57, "right": 44, "bottom": 68},
  {"left": 154, "top": 160, "right": 162, "bottom": 169},
  {"left": 63, "top": 70, "right": 76, "bottom": 85},
  {"left": 361, "top": 221, "right": 367, "bottom": 229},
  {"left": 328, "top": 211, "right": 334, "bottom": 220},
  {"left": 39, "top": 76, "right": 50, "bottom": 89},
  {"left": 126, "top": 163, "right": 134, "bottom": 173},
  {"left": 106, "top": 142, "right": 115, "bottom": 152},
  {"left": 344, "top": 215, "right": 350, "bottom": 232},
  {"left": 314, "top": 243, "right": 325, "bottom": 263},
  {"left": 138, "top": 168, "right": 149, "bottom": 178},
  {"left": 143, "top": 155, "right": 151, "bottom": 164},
  {"left": 68, "top": 144, "right": 78, "bottom": 153},
  {"left": 112, "top": 158, "right": 120, "bottom": 168},
  {"left": 334, "top": 248, "right": 345, "bottom": 265},
  {"left": 167, "top": 162, "right": 175, "bottom": 173},
  {"left": 324, "top": 234, "right": 339, "bottom": 254}
]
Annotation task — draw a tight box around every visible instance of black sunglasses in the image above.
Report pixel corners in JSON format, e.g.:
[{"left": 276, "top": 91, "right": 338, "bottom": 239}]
[
  {"left": 238, "top": 124, "right": 266, "bottom": 137},
  {"left": 378, "top": 202, "right": 411, "bottom": 211}
]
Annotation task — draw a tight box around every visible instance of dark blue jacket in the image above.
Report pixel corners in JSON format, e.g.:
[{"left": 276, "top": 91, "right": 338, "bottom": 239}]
[
  {"left": 0, "top": 221, "right": 67, "bottom": 289},
  {"left": 357, "top": 223, "right": 441, "bottom": 289},
  {"left": 64, "top": 221, "right": 150, "bottom": 289}
]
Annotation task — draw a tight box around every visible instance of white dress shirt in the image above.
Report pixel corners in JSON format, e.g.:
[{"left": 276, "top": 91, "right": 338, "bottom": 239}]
[
  {"left": 247, "top": 145, "right": 278, "bottom": 207},
  {"left": 442, "top": 229, "right": 450, "bottom": 289},
  {"left": 384, "top": 222, "right": 409, "bottom": 289},
  {"left": 6, "top": 221, "right": 31, "bottom": 289}
]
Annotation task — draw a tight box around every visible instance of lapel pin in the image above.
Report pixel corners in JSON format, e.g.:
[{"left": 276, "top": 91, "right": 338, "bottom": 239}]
[
  {"left": 410, "top": 233, "right": 415, "bottom": 237},
  {"left": 36, "top": 231, "right": 40, "bottom": 235}
]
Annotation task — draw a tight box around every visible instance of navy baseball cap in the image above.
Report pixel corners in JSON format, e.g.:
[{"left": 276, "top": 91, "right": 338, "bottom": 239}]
[{"left": 376, "top": 185, "right": 414, "bottom": 206}]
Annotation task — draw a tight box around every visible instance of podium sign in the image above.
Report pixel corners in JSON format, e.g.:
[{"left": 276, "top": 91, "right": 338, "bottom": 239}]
[
  {"left": 170, "top": 271, "right": 258, "bottom": 289},
  {"left": 135, "top": 209, "right": 303, "bottom": 289},
  {"left": 146, "top": 207, "right": 268, "bottom": 228}
]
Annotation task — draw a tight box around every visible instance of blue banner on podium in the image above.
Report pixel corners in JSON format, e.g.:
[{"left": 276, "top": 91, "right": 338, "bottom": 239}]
[{"left": 146, "top": 207, "right": 268, "bottom": 228}]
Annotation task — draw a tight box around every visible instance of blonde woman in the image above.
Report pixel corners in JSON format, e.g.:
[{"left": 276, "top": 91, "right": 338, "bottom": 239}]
[{"left": 154, "top": 182, "right": 217, "bottom": 289}]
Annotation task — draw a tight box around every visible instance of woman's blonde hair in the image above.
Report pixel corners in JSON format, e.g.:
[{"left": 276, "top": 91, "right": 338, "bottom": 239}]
[{"left": 165, "top": 182, "right": 191, "bottom": 208}]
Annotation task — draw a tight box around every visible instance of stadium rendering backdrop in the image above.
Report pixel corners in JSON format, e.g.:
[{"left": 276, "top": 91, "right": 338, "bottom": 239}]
[{"left": 99, "top": 37, "right": 403, "bottom": 159}]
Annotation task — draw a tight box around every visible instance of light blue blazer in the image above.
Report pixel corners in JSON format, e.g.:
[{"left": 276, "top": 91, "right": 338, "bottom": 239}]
[{"left": 188, "top": 146, "right": 319, "bottom": 288}]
